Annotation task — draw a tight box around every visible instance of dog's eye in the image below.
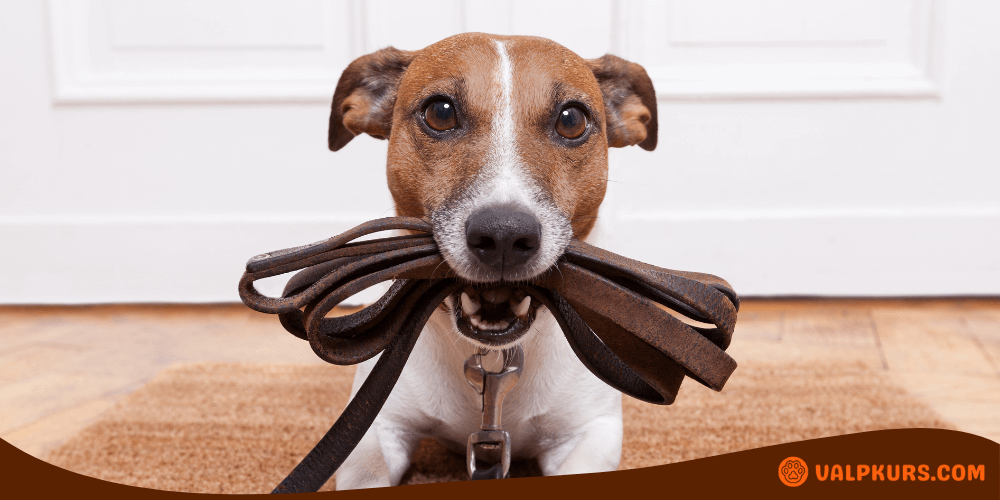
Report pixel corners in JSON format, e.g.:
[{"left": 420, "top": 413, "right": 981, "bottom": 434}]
[
  {"left": 555, "top": 106, "right": 587, "bottom": 139},
  {"left": 424, "top": 100, "right": 457, "bottom": 131}
]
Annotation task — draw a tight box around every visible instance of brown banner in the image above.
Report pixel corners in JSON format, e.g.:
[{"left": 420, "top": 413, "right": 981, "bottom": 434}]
[{"left": 3, "top": 428, "right": 996, "bottom": 499}]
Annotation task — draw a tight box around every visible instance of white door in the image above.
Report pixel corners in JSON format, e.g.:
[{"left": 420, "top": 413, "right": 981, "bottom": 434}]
[{"left": 1, "top": 0, "right": 997, "bottom": 303}]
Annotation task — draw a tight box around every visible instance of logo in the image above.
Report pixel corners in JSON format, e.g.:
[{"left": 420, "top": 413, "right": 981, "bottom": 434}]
[{"left": 779, "top": 457, "right": 809, "bottom": 487}]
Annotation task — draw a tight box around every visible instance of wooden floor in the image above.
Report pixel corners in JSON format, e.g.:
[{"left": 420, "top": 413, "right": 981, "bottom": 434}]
[{"left": 1, "top": 299, "right": 998, "bottom": 459}]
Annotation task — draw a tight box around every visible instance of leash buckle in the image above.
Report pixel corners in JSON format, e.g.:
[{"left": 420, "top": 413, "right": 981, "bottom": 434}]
[{"left": 464, "top": 346, "right": 523, "bottom": 480}]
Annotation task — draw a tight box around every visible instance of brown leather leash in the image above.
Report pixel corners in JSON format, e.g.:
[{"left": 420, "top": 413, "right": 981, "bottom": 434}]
[{"left": 238, "top": 217, "right": 739, "bottom": 493}]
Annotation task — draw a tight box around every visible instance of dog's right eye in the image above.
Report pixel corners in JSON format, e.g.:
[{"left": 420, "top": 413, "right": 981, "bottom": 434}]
[{"left": 424, "top": 100, "right": 457, "bottom": 131}]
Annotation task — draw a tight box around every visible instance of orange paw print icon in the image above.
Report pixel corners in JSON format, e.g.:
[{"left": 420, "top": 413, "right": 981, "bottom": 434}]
[{"left": 779, "top": 457, "right": 808, "bottom": 487}]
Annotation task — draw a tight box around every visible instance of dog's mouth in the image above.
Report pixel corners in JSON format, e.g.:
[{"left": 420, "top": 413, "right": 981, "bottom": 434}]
[{"left": 450, "top": 285, "right": 542, "bottom": 348}]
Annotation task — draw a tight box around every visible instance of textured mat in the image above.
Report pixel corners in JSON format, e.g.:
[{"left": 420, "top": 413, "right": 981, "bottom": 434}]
[{"left": 45, "top": 360, "right": 952, "bottom": 493}]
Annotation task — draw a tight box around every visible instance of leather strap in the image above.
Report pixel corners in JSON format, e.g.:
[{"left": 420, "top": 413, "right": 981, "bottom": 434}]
[{"left": 238, "top": 217, "right": 739, "bottom": 493}]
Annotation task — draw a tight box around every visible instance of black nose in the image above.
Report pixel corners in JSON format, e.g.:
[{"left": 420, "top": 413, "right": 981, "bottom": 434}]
[{"left": 465, "top": 204, "right": 542, "bottom": 270}]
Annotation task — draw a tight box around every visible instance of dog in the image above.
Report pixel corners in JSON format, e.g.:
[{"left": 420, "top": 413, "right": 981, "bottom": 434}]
[{"left": 326, "top": 33, "right": 657, "bottom": 489}]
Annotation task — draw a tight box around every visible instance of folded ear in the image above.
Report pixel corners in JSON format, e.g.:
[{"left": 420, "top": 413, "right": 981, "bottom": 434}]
[
  {"left": 588, "top": 55, "right": 658, "bottom": 151},
  {"left": 328, "top": 47, "right": 415, "bottom": 152}
]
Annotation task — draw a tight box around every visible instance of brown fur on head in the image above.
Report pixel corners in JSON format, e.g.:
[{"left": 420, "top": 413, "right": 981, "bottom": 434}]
[{"left": 328, "top": 33, "right": 656, "bottom": 282}]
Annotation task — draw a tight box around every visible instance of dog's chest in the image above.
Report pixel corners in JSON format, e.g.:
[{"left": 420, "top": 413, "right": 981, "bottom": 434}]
[{"left": 387, "top": 309, "right": 618, "bottom": 457}]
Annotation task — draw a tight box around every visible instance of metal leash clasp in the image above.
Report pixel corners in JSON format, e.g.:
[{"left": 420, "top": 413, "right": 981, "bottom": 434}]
[{"left": 463, "top": 345, "right": 523, "bottom": 480}]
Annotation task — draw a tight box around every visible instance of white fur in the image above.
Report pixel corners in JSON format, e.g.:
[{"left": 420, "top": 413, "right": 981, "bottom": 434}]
[{"left": 335, "top": 37, "right": 621, "bottom": 489}]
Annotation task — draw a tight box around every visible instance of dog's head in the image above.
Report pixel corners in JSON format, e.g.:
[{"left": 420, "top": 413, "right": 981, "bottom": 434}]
[{"left": 329, "top": 33, "right": 657, "bottom": 348}]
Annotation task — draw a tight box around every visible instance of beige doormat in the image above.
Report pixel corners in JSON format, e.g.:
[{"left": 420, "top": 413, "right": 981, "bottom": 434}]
[{"left": 45, "top": 360, "right": 951, "bottom": 493}]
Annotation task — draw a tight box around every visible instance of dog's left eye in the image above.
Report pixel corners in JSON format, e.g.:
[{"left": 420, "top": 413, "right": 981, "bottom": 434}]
[
  {"left": 556, "top": 106, "right": 587, "bottom": 139},
  {"left": 424, "top": 100, "right": 457, "bottom": 131}
]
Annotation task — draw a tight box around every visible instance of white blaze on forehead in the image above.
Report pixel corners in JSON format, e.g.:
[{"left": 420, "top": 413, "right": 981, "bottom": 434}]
[
  {"left": 495, "top": 40, "right": 514, "bottom": 139},
  {"left": 482, "top": 40, "right": 533, "bottom": 205}
]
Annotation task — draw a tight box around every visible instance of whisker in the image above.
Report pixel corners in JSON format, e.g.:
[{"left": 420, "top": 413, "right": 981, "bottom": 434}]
[{"left": 430, "top": 259, "right": 449, "bottom": 279}]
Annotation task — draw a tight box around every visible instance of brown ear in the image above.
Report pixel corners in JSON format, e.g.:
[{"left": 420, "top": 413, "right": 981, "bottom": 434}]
[
  {"left": 328, "top": 47, "right": 415, "bottom": 152},
  {"left": 588, "top": 55, "right": 658, "bottom": 151}
]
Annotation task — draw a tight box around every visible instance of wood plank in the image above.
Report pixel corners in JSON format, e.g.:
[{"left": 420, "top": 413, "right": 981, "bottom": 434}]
[
  {"left": 732, "top": 310, "right": 782, "bottom": 341},
  {"left": 872, "top": 309, "right": 996, "bottom": 375},
  {"left": 0, "top": 372, "right": 138, "bottom": 434},
  {"left": 2, "top": 396, "right": 118, "bottom": 458},
  {"left": 781, "top": 308, "right": 878, "bottom": 347}
]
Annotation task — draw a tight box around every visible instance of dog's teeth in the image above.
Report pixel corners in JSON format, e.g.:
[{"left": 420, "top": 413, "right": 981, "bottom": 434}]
[
  {"left": 469, "top": 314, "right": 482, "bottom": 328},
  {"left": 461, "top": 292, "right": 481, "bottom": 315},
  {"left": 512, "top": 296, "right": 531, "bottom": 317},
  {"left": 478, "top": 320, "right": 509, "bottom": 331}
]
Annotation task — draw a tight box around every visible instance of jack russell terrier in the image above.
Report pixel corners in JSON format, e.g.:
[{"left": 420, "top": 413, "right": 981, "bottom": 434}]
[{"left": 326, "top": 32, "right": 657, "bottom": 489}]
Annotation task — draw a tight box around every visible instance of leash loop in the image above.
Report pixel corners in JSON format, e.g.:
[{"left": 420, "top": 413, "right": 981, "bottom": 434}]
[{"left": 236, "top": 217, "right": 740, "bottom": 492}]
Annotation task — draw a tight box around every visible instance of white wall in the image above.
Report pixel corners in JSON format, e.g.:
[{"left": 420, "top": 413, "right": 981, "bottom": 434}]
[{"left": 1, "top": 0, "right": 998, "bottom": 303}]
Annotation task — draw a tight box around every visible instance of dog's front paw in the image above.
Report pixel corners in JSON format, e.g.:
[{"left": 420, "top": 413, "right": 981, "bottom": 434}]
[
  {"left": 541, "top": 416, "right": 623, "bottom": 476},
  {"left": 334, "top": 431, "right": 394, "bottom": 490},
  {"left": 334, "top": 424, "right": 416, "bottom": 490},
  {"left": 335, "top": 465, "right": 393, "bottom": 490}
]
